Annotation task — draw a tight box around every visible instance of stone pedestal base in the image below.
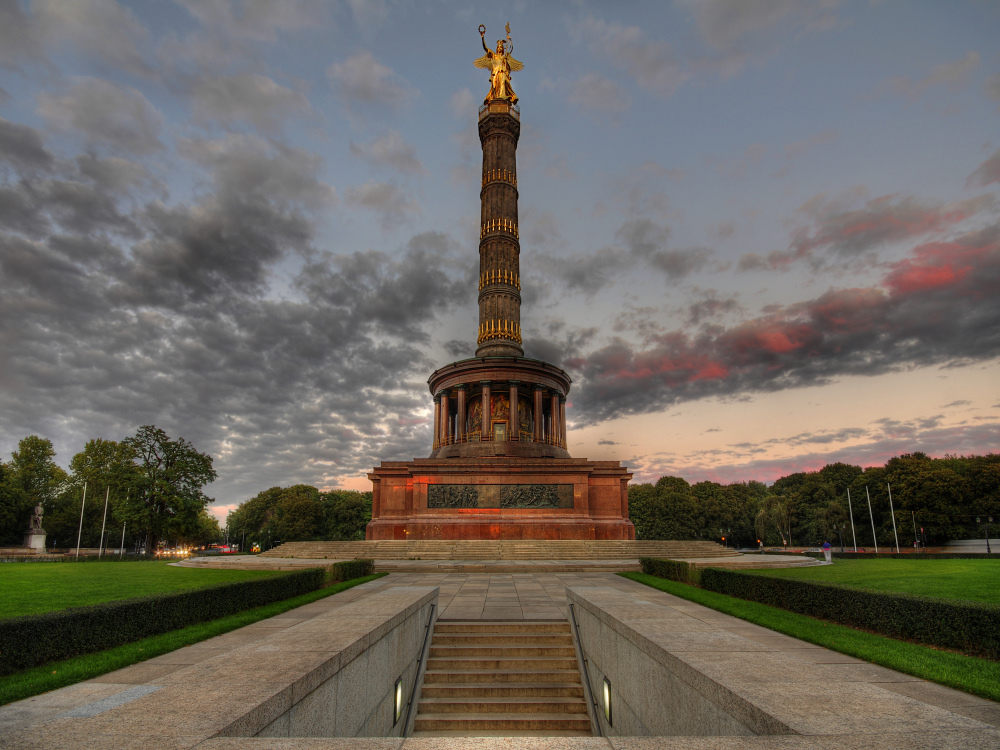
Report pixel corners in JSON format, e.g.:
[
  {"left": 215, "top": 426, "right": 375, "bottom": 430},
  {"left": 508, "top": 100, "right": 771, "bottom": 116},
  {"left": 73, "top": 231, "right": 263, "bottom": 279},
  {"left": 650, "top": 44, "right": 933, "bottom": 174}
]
[
  {"left": 22, "top": 531, "right": 46, "bottom": 553},
  {"left": 366, "top": 457, "right": 635, "bottom": 541}
]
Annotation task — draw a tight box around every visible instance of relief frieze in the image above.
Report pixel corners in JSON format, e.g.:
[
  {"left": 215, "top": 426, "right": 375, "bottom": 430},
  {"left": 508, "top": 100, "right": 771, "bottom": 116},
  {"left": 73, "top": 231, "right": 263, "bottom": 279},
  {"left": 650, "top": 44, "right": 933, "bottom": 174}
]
[{"left": 427, "top": 484, "right": 573, "bottom": 509}]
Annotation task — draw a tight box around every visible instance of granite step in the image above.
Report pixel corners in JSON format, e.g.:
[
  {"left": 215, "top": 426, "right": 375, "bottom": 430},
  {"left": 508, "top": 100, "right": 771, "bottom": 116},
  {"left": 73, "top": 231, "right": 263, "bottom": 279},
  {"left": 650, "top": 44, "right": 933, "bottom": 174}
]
[
  {"left": 413, "top": 618, "right": 591, "bottom": 736},
  {"left": 417, "top": 698, "right": 588, "bottom": 714},
  {"left": 412, "top": 713, "right": 592, "bottom": 732},
  {"left": 428, "top": 645, "right": 577, "bottom": 658},
  {"left": 422, "top": 669, "right": 582, "bottom": 684},
  {"left": 421, "top": 683, "right": 585, "bottom": 699}
]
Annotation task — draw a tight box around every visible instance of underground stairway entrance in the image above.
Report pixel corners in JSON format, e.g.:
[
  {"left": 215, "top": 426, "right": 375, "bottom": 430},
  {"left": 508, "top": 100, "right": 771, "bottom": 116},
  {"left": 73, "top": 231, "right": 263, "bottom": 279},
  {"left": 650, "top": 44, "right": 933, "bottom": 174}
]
[{"left": 412, "top": 618, "right": 593, "bottom": 736}]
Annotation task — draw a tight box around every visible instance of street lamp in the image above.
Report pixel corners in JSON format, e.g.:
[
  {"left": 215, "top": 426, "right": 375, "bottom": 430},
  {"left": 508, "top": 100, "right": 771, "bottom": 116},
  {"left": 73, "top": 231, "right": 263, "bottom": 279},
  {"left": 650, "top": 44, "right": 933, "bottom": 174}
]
[
  {"left": 978, "top": 517, "right": 993, "bottom": 554},
  {"left": 833, "top": 524, "right": 845, "bottom": 552}
]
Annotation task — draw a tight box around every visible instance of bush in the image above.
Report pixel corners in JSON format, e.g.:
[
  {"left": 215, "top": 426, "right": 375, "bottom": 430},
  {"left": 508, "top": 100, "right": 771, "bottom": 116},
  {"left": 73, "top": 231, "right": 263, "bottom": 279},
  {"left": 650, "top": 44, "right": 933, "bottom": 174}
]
[
  {"left": 0, "top": 567, "right": 325, "bottom": 675},
  {"left": 827, "top": 552, "right": 1000, "bottom": 560},
  {"left": 329, "top": 558, "right": 374, "bottom": 583},
  {"left": 699, "top": 568, "right": 1000, "bottom": 660},
  {"left": 639, "top": 557, "right": 699, "bottom": 584}
]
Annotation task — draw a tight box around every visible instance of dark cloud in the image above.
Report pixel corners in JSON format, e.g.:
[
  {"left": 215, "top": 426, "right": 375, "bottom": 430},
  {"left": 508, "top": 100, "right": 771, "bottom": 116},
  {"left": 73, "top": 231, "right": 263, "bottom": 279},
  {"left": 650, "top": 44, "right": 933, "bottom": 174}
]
[
  {"left": 567, "top": 225, "right": 1000, "bottom": 425},
  {"left": 686, "top": 292, "right": 741, "bottom": 326},
  {"left": 344, "top": 180, "right": 419, "bottom": 229},
  {"left": 739, "top": 193, "right": 995, "bottom": 271},
  {"left": 617, "top": 218, "right": 711, "bottom": 279},
  {"left": 190, "top": 73, "right": 313, "bottom": 133},
  {"left": 327, "top": 51, "right": 411, "bottom": 106},
  {"left": 0, "top": 117, "right": 54, "bottom": 173},
  {"left": 968, "top": 149, "right": 1000, "bottom": 188},
  {"left": 539, "top": 217, "right": 712, "bottom": 294},
  {"left": 349, "top": 131, "right": 424, "bottom": 174},
  {"left": 38, "top": 77, "right": 164, "bottom": 155},
  {"left": 569, "top": 17, "right": 688, "bottom": 98}
]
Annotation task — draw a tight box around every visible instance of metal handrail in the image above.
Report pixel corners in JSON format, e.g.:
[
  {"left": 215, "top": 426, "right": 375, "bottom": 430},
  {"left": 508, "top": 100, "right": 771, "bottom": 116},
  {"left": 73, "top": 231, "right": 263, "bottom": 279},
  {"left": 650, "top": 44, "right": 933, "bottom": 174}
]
[
  {"left": 402, "top": 603, "right": 435, "bottom": 737},
  {"left": 568, "top": 602, "right": 601, "bottom": 737}
]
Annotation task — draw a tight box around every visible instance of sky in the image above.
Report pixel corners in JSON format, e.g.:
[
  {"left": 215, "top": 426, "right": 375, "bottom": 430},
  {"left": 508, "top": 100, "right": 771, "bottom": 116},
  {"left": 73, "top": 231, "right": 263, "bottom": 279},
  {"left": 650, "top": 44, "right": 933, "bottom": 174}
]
[{"left": 1, "top": 0, "right": 998, "bottom": 524}]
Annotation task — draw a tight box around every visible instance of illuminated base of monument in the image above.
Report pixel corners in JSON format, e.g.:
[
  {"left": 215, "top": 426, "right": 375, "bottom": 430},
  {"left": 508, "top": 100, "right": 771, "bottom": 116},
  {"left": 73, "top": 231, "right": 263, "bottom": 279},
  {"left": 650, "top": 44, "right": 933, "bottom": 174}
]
[{"left": 366, "top": 457, "right": 634, "bottom": 541}]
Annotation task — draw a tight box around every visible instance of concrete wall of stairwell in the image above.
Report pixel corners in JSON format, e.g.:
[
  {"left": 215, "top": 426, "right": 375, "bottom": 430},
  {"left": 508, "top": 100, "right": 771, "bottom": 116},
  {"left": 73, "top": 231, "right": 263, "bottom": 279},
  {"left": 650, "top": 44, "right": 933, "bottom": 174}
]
[
  {"left": 243, "top": 586, "right": 437, "bottom": 739},
  {"left": 567, "top": 587, "right": 759, "bottom": 738}
]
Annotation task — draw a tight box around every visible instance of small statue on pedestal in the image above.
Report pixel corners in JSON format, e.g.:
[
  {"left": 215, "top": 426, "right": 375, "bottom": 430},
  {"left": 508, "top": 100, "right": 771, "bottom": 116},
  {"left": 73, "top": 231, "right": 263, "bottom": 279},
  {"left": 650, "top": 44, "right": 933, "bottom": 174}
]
[{"left": 23, "top": 502, "right": 46, "bottom": 552}]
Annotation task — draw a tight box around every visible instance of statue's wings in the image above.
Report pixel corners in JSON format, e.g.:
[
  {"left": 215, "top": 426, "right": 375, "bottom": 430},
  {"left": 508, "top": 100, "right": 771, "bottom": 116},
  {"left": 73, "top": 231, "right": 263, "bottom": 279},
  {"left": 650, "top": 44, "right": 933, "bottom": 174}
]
[
  {"left": 473, "top": 53, "right": 492, "bottom": 69},
  {"left": 508, "top": 55, "right": 524, "bottom": 72}
]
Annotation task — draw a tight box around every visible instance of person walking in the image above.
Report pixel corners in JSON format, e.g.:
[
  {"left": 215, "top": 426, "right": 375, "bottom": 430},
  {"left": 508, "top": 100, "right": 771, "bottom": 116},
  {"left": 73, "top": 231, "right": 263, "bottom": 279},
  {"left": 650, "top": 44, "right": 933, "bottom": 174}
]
[{"left": 822, "top": 540, "right": 832, "bottom": 563}]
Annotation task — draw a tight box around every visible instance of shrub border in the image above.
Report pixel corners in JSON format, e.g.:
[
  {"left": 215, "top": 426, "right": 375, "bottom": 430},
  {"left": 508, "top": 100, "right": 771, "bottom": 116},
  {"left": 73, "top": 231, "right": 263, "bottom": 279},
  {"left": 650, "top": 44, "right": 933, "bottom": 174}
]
[
  {"left": 697, "top": 566, "right": 1000, "bottom": 660},
  {"left": 0, "top": 566, "right": 326, "bottom": 675}
]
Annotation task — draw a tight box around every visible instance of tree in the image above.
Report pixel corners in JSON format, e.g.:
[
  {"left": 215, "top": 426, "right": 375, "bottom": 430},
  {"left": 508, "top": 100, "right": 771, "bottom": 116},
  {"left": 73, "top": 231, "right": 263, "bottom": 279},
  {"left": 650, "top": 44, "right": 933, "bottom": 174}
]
[
  {"left": 10, "top": 436, "right": 67, "bottom": 505},
  {"left": 321, "top": 490, "right": 372, "bottom": 540},
  {"left": 176, "top": 508, "right": 222, "bottom": 547},
  {"left": 275, "top": 485, "right": 323, "bottom": 541},
  {"left": 0, "top": 460, "right": 30, "bottom": 545},
  {"left": 120, "top": 426, "right": 217, "bottom": 552}
]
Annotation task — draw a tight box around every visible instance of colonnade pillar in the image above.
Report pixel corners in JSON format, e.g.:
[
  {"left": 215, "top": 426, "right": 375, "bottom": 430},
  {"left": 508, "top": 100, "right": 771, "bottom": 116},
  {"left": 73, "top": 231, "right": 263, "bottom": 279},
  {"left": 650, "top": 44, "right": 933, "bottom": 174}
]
[
  {"left": 480, "top": 381, "right": 491, "bottom": 441},
  {"left": 433, "top": 397, "right": 441, "bottom": 448},
  {"left": 456, "top": 386, "right": 466, "bottom": 442},
  {"left": 560, "top": 395, "right": 567, "bottom": 448},
  {"left": 509, "top": 381, "right": 519, "bottom": 441},
  {"left": 550, "top": 392, "right": 560, "bottom": 445},
  {"left": 439, "top": 390, "right": 450, "bottom": 445},
  {"left": 533, "top": 386, "right": 544, "bottom": 441}
]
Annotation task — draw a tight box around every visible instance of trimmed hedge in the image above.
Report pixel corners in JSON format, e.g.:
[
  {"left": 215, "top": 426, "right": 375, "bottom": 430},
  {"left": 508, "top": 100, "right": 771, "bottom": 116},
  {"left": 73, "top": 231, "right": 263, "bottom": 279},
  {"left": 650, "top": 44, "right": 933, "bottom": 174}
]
[
  {"left": 639, "top": 557, "right": 699, "bottom": 584},
  {"left": 826, "top": 552, "right": 999, "bottom": 560},
  {"left": 698, "top": 567, "right": 1000, "bottom": 660},
  {"left": 329, "top": 558, "right": 374, "bottom": 582},
  {"left": 0, "top": 567, "right": 324, "bottom": 675}
]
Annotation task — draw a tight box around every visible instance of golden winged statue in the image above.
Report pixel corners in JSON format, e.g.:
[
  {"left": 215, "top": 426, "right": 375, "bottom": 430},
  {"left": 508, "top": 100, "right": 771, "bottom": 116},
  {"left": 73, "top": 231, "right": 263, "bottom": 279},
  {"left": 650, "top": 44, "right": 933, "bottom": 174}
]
[{"left": 474, "top": 22, "right": 523, "bottom": 105}]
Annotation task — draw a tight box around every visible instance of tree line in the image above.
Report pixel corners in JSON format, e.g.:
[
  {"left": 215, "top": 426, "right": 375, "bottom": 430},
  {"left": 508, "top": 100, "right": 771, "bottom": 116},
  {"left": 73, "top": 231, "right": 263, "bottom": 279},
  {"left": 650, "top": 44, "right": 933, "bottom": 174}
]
[
  {"left": 0, "top": 427, "right": 219, "bottom": 551},
  {"left": 629, "top": 453, "right": 1000, "bottom": 547},
  {"left": 225, "top": 485, "right": 372, "bottom": 549},
  {"left": 5, "top": 429, "right": 994, "bottom": 552}
]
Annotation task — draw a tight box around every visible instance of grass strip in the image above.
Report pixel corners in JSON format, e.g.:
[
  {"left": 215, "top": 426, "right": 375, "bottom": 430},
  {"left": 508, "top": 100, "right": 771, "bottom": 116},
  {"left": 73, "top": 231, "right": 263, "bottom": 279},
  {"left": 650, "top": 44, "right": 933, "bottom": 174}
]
[
  {"left": 0, "top": 572, "right": 387, "bottom": 706},
  {"left": 620, "top": 571, "right": 1000, "bottom": 703},
  {"left": 0, "top": 561, "right": 283, "bottom": 619}
]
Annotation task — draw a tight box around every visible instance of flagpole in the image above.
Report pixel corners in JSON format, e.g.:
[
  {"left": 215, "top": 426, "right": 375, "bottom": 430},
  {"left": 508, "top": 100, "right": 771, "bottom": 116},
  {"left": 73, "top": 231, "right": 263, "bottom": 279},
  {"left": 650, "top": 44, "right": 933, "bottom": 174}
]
[
  {"left": 887, "top": 483, "right": 899, "bottom": 554},
  {"left": 847, "top": 488, "right": 858, "bottom": 552},
  {"left": 866, "top": 486, "right": 879, "bottom": 553},
  {"left": 98, "top": 487, "right": 110, "bottom": 559},
  {"left": 75, "top": 481, "right": 87, "bottom": 560}
]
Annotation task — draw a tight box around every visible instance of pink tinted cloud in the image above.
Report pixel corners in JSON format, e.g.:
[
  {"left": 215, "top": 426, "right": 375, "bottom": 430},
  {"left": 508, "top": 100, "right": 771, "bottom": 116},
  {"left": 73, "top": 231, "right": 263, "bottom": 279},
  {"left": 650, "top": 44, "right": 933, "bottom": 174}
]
[
  {"left": 740, "top": 194, "right": 992, "bottom": 271},
  {"left": 884, "top": 237, "right": 998, "bottom": 296},
  {"left": 571, "top": 226, "right": 1000, "bottom": 424}
]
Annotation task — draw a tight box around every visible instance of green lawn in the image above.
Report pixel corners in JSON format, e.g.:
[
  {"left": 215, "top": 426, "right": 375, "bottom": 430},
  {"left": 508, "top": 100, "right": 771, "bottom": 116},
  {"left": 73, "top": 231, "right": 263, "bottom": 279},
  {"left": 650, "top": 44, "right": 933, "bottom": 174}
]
[
  {"left": 0, "top": 561, "right": 281, "bottom": 619},
  {"left": 750, "top": 558, "right": 1000, "bottom": 603},
  {"left": 622, "top": 572, "right": 1000, "bottom": 703},
  {"left": 0, "top": 572, "right": 387, "bottom": 706}
]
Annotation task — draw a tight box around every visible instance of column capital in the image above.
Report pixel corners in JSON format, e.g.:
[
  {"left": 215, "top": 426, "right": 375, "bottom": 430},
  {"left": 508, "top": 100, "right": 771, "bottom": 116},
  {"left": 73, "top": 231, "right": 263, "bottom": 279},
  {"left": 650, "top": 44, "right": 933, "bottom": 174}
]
[
  {"left": 533, "top": 384, "right": 545, "bottom": 392},
  {"left": 479, "top": 379, "right": 492, "bottom": 386},
  {"left": 455, "top": 384, "right": 467, "bottom": 392}
]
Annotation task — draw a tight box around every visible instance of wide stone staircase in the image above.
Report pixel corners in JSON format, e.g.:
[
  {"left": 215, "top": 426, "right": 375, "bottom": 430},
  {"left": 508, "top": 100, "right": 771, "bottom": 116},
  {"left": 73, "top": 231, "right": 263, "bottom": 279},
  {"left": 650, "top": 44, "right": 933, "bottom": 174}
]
[
  {"left": 413, "top": 619, "right": 592, "bottom": 736},
  {"left": 260, "top": 539, "right": 740, "bottom": 560}
]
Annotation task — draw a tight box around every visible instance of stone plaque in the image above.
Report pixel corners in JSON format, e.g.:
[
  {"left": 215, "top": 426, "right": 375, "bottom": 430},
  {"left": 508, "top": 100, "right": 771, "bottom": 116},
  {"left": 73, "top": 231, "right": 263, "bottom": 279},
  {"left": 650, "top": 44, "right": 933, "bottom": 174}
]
[{"left": 427, "top": 484, "right": 573, "bottom": 509}]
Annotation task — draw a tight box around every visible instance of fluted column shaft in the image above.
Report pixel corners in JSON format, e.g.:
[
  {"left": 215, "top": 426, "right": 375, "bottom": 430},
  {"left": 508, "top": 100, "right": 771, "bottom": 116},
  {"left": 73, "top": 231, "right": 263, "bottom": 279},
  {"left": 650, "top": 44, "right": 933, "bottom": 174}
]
[
  {"left": 456, "top": 386, "right": 466, "bottom": 442},
  {"left": 480, "top": 381, "right": 491, "bottom": 441},
  {"left": 476, "top": 106, "right": 523, "bottom": 358}
]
